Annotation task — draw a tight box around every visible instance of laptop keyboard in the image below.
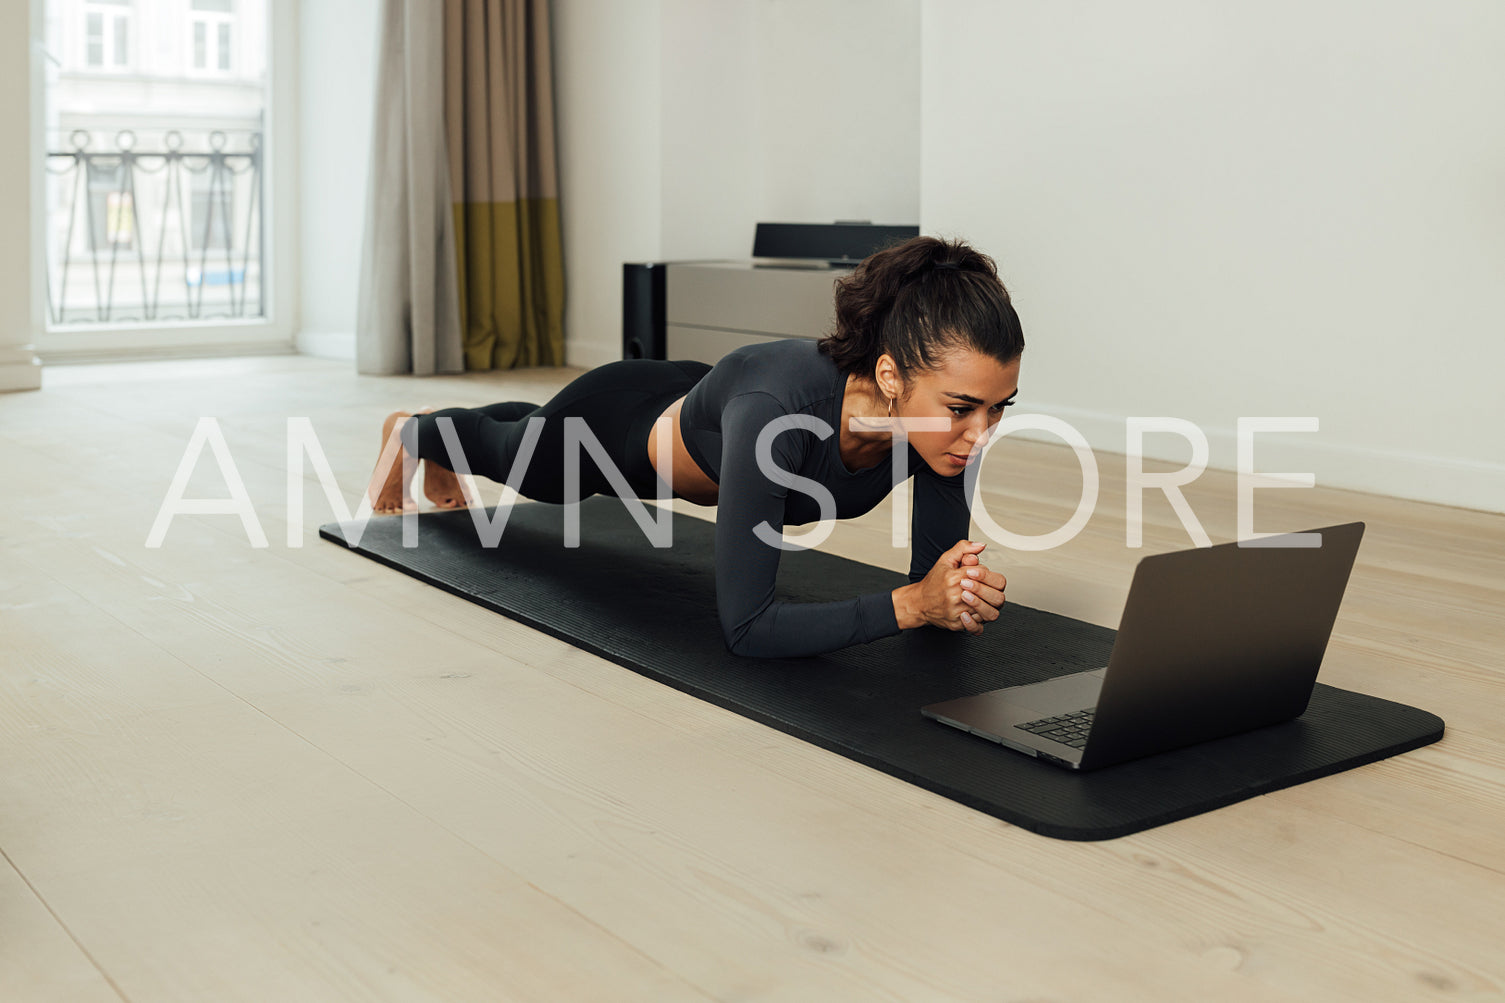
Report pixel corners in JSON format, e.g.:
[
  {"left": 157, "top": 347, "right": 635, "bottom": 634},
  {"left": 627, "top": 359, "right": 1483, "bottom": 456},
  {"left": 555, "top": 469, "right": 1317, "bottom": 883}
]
[{"left": 1016, "top": 708, "right": 1095, "bottom": 749}]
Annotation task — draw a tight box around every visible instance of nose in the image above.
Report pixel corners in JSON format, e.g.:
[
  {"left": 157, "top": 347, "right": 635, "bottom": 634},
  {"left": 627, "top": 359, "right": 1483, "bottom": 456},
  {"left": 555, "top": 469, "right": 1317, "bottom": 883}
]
[
  {"left": 966, "top": 412, "right": 1000, "bottom": 450},
  {"left": 963, "top": 413, "right": 988, "bottom": 446}
]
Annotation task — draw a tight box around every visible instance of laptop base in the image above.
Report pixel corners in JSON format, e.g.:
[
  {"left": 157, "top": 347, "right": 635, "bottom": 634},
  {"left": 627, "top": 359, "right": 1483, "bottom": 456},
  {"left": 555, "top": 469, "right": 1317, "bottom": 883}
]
[{"left": 923, "top": 670, "right": 1107, "bottom": 768}]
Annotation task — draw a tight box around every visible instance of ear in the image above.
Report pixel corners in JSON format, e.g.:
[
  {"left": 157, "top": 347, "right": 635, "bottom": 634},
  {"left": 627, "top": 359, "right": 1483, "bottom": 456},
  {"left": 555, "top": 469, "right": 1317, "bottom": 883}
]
[{"left": 874, "top": 353, "right": 903, "bottom": 401}]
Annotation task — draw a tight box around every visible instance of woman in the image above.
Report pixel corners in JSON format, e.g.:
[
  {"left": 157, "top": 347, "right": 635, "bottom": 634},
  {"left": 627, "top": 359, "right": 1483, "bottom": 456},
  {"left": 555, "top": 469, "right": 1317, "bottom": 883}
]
[{"left": 367, "top": 235, "right": 1024, "bottom": 658}]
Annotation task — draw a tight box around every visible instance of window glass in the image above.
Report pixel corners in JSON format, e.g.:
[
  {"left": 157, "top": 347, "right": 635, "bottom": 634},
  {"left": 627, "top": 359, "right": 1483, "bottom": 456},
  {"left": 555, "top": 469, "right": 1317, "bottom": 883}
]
[
  {"left": 86, "top": 161, "right": 133, "bottom": 251},
  {"left": 45, "top": 0, "right": 269, "bottom": 326},
  {"left": 86, "top": 11, "right": 103, "bottom": 66},
  {"left": 106, "top": 191, "right": 136, "bottom": 247},
  {"left": 190, "top": 169, "right": 232, "bottom": 252}
]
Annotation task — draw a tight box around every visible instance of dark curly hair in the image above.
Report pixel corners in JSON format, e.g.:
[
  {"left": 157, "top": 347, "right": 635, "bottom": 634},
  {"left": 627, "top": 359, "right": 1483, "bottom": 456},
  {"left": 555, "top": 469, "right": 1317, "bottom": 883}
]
[{"left": 817, "top": 235, "right": 1023, "bottom": 392}]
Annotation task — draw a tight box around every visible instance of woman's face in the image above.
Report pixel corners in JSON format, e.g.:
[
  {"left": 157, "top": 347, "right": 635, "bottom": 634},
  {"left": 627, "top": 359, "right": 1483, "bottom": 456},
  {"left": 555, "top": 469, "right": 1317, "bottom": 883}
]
[{"left": 888, "top": 349, "right": 1021, "bottom": 476}]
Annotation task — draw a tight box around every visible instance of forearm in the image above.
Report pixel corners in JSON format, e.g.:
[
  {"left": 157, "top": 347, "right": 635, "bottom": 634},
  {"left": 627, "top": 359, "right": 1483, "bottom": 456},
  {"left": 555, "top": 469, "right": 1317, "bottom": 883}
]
[{"left": 724, "top": 592, "right": 901, "bottom": 658}]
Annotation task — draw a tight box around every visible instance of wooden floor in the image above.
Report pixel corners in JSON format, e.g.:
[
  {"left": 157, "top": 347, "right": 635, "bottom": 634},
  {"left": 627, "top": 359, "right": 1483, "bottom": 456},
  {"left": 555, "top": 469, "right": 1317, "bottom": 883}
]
[{"left": 1, "top": 353, "right": 1501, "bottom": 1002}]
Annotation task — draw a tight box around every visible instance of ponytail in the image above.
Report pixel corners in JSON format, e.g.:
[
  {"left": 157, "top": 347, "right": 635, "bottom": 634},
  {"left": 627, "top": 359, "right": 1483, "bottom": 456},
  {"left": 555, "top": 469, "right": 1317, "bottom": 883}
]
[{"left": 818, "top": 235, "right": 1024, "bottom": 384}]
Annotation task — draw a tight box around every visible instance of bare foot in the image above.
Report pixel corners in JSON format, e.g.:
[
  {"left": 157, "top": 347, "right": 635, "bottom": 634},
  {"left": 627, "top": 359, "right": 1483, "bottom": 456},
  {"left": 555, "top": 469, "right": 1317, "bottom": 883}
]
[
  {"left": 412, "top": 407, "right": 470, "bottom": 510},
  {"left": 366, "top": 410, "right": 418, "bottom": 515}
]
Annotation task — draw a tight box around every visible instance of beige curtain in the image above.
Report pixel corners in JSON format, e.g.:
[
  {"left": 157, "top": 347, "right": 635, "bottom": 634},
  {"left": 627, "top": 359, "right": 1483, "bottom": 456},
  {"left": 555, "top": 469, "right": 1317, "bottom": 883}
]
[
  {"left": 443, "top": 0, "right": 566, "bottom": 370},
  {"left": 356, "top": 0, "right": 465, "bottom": 376}
]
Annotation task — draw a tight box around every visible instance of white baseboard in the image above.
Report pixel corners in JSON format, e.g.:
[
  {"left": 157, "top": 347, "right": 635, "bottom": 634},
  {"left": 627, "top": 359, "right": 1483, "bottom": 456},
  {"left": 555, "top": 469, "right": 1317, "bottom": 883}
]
[
  {"left": 36, "top": 340, "right": 296, "bottom": 366},
  {"left": 294, "top": 334, "right": 611, "bottom": 370},
  {"left": 564, "top": 338, "right": 620, "bottom": 371},
  {"left": 1009, "top": 401, "right": 1505, "bottom": 515},
  {"left": 296, "top": 330, "right": 357, "bottom": 361},
  {"left": 0, "top": 345, "right": 43, "bottom": 392},
  {"left": 303, "top": 331, "right": 598, "bottom": 368}
]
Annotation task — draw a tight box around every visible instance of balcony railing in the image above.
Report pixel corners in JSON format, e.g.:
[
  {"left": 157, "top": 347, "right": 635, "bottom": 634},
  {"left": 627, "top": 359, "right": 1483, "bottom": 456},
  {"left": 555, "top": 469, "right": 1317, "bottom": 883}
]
[{"left": 44, "top": 128, "right": 264, "bottom": 326}]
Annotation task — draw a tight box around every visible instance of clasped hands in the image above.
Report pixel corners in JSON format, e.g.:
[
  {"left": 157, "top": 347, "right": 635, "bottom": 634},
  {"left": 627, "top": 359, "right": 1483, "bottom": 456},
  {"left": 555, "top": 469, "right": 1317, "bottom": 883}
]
[{"left": 893, "top": 539, "right": 1006, "bottom": 635}]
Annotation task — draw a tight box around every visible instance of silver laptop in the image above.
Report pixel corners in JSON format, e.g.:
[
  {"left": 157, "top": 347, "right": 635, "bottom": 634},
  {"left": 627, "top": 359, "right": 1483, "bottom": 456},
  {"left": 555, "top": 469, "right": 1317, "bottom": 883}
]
[{"left": 921, "top": 522, "right": 1365, "bottom": 771}]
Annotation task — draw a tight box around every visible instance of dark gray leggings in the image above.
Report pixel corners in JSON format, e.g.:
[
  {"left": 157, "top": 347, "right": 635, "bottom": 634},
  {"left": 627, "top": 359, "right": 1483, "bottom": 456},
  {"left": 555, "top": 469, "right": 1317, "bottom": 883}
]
[{"left": 402, "top": 358, "right": 712, "bottom": 503}]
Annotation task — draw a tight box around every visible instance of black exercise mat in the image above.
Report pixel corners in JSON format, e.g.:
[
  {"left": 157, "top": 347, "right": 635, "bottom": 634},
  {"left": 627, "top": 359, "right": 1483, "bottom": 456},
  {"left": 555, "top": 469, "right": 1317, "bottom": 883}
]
[{"left": 320, "top": 498, "right": 1444, "bottom": 840}]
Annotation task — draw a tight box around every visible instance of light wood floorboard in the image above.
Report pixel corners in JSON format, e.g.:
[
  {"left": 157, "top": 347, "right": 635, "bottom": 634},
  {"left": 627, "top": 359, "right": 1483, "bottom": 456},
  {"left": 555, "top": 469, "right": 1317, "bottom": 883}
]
[
  {"left": 0, "top": 355, "right": 1501, "bottom": 1001},
  {"left": 0, "top": 844, "right": 124, "bottom": 1002}
]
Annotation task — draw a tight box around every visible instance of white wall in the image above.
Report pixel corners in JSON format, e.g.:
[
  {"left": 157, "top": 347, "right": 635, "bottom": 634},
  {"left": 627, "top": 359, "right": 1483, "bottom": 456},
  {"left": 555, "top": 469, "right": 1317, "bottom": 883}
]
[
  {"left": 554, "top": 0, "right": 665, "bottom": 369},
  {"left": 295, "top": 0, "right": 379, "bottom": 360},
  {"left": 0, "top": 0, "right": 43, "bottom": 392},
  {"left": 751, "top": 0, "right": 920, "bottom": 226},
  {"left": 658, "top": 0, "right": 920, "bottom": 258},
  {"left": 657, "top": 0, "right": 759, "bottom": 261},
  {"left": 921, "top": 0, "right": 1505, "bottom": 512},
  {"left": 556, "top": 0, "right": 921, "bottom": 366}
]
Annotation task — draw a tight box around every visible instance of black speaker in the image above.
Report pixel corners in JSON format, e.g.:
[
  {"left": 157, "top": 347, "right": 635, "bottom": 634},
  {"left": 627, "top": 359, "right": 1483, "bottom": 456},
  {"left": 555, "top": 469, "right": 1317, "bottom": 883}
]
[
  {"left": 752, "top": 222, "right": 919, "bottom": 265},
  {"left": 622, "top": 262, "right": 667, "bottom": 360}
]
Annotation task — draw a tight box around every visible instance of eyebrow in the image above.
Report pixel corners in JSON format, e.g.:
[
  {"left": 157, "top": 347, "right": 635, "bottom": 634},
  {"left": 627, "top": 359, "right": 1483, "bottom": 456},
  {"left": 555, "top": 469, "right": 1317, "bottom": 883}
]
[{"left": 944, "top": 390, "right": 1019, "bottom": 407}]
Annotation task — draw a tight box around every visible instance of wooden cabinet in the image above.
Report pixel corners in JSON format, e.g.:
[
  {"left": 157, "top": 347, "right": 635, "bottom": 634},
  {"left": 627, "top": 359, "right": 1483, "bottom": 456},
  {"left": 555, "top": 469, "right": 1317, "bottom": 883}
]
[{"left": 664, "top": 260, "right": 854, "bottom": 365}]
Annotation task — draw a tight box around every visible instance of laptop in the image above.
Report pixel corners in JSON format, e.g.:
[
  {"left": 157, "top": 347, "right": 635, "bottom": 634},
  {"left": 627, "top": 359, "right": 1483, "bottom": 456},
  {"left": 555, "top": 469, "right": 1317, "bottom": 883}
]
[{"left": 921, "top": 522, "right": 1366, "bottom": 771}]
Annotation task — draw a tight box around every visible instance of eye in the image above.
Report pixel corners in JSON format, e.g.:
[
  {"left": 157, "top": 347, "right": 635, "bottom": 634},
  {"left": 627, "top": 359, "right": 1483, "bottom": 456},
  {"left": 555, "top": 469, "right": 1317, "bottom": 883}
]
[{"left": 948, "top": 406, "right": 972, "bottom": 418}]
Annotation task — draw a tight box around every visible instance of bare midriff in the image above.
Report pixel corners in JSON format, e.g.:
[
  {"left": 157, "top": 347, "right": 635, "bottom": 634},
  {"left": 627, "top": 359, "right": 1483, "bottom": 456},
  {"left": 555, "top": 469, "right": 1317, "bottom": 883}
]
[{"left": 646, "top": 395, "right": 720, "bottom": 505}]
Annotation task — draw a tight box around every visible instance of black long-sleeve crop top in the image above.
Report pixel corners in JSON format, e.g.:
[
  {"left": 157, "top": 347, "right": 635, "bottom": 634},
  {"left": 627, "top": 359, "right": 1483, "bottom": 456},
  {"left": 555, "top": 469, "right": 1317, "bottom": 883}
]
[{"left": 677, "top": 339, "right": 973, "bottom": 658}]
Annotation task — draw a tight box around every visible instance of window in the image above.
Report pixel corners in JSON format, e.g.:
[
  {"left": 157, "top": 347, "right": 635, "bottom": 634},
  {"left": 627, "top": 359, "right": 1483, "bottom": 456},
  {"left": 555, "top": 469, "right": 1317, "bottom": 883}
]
[
  {"left": 190, "top": 0, "right": 236, "bottom": 74},
  {"left": 43, "top": 0, "right": 276, "bottom": 338},
  {"left": 84, "top": 0, "right": 132, "bottom": 71}
]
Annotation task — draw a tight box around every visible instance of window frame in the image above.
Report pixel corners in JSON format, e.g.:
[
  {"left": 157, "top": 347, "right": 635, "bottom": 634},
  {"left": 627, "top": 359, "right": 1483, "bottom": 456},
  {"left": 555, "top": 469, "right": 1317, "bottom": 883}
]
[{"left": 37, "top": 0, "right": 296, "bottom": 360}]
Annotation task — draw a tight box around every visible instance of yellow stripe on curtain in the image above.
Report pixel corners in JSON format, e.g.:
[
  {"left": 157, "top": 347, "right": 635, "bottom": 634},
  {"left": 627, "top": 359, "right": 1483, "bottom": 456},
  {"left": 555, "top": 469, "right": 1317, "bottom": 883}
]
[
  {"left": 451, "top": 198, "right": 564, "bottom": 370},
  {"left": 444, "top": 0, "right": 565, "bottom": 371}
]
